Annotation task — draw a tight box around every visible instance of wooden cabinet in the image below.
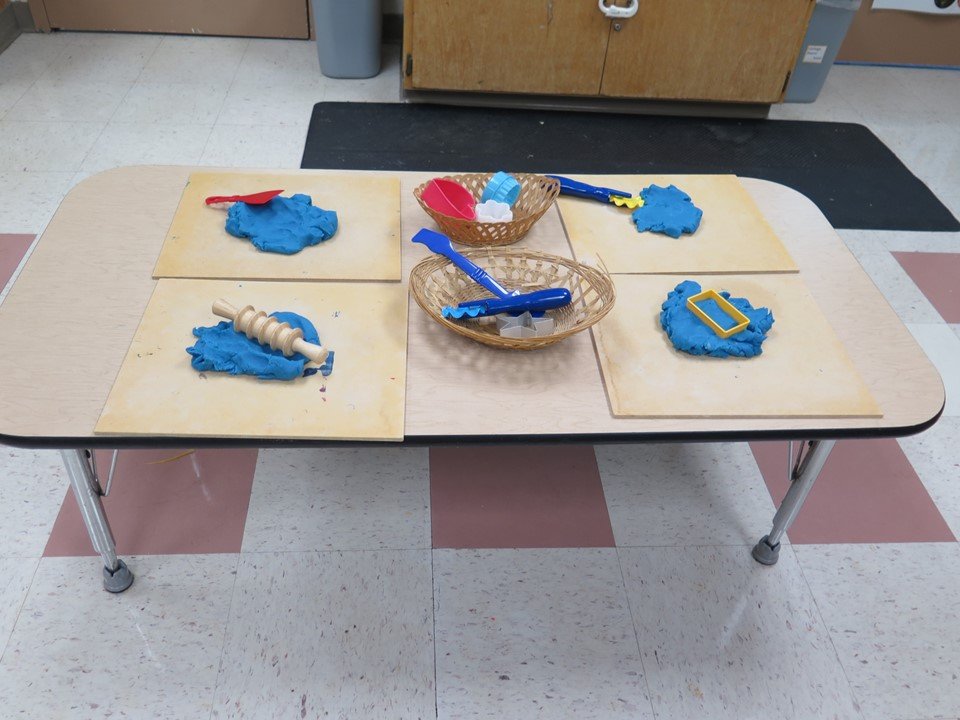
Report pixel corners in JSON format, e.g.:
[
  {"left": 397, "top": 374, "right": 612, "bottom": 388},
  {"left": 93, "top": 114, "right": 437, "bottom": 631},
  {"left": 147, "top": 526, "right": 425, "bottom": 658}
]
[
  {"left": 404, "top": 0, "right": 815, "bottom": 103},
  {"left": 601, "top": 0, "right": 814, "bottom": 102},
  {"left": 406, "top": 0, "right": 611, "bottom": 95}
]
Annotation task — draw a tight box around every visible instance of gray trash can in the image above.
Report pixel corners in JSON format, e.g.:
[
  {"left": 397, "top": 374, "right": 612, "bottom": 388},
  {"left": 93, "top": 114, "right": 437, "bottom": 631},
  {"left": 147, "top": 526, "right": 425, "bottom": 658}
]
[
  {"left": 785, "top": 0, "right": 861, "bottom": 102},
  {"left": 312, "top": 0, "right": 383, "bottom": 79}
]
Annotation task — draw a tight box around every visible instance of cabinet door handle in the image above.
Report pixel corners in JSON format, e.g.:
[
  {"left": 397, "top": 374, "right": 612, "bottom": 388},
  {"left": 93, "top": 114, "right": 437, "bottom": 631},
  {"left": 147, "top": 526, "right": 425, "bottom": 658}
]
[{"left": 598, "top": 0, "right": 639, "bottom": 19}]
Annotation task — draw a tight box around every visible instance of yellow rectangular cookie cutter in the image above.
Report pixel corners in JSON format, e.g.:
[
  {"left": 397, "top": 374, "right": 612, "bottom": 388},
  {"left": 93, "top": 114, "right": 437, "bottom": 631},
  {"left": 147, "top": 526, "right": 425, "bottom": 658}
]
[{"left": 686, "top": 289, "right": 750, "bottom": 339}]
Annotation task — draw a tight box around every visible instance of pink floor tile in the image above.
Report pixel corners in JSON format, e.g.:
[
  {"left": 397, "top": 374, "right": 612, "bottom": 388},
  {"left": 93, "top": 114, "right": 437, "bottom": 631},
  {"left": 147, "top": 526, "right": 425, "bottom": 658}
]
[
  {"left": 430, "top": 445, "right": 615, "bottom": 549},
  {"left": 44, "top": 448, "right": 258, "bottom": 557},
  {"left": 0, "top": 235, "right": 34, "bottom": 289},
  {"left": 893, "top": 251, "right": 960, "bottom": 323},
  {"left": 751, "top": 440, "right": 954, "bottom": 544}
]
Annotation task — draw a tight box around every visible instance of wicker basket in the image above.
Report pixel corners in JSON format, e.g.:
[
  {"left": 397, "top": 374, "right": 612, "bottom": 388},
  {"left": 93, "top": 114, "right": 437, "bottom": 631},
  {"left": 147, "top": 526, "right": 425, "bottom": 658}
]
[
  {"left": 413, "top": 173, "right": 561, "bottom": 247},
  {"left": 409, "top": 248, "right": 616, "bottom": 350}
]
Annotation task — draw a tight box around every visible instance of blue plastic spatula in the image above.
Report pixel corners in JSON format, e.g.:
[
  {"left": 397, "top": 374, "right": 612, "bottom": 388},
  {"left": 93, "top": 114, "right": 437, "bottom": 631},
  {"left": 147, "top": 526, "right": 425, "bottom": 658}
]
[
  {"left": 545, "top": 175, "right": 643, "bottom": 209},
  {"left": 411, "top": 228, "right": 572, "bottom": 319}
]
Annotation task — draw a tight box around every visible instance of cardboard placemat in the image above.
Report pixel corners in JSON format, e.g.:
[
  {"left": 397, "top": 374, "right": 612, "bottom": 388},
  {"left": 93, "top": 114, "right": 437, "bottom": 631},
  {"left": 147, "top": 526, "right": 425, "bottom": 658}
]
[
  {"left": 592, "top": 273, "right": 880, "bottom": 418},
  {"left": 559, "top": 174, "right": 797, "bottom": 274},
  {"left": 96, "top": 278, "right": 408, "bottom": 440},
  {"left": 153, "top": 171, "right": 401, "bottom": 281}
]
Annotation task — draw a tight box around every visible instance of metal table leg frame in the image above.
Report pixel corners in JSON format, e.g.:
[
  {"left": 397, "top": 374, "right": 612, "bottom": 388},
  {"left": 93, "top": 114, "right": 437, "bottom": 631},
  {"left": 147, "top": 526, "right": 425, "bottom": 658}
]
[
  {"left": 61, "top": 449, "right": 134, "bottom": 593},
  {"left": 752, "top": 439, "right": 837, "bottom": 566}
]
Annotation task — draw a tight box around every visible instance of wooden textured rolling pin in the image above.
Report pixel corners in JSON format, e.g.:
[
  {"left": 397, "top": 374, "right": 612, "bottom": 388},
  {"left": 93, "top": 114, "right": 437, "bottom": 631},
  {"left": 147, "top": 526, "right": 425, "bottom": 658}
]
[{"left": 212, "top": 299, "right": 329, "bottom": 364}]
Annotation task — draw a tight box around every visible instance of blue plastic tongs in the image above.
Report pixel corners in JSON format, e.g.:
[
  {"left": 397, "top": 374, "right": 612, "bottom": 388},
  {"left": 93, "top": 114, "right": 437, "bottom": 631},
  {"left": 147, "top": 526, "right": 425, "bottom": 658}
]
[
  {"left": 412, "top": 228, "right": 571, "bottom": 319},
  {"left": 545, "top": 175, "right": 643, "bottom": 209}
]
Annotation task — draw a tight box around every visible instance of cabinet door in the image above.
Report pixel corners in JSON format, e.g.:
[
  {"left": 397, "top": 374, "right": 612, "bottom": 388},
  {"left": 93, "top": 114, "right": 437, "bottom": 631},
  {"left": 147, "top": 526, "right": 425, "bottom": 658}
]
[
  {"left": 406, "top": 0, "right": 611, "bottom": 96},
  {"left": 600, "top": 0, "right": 814, "bottom": 102}
]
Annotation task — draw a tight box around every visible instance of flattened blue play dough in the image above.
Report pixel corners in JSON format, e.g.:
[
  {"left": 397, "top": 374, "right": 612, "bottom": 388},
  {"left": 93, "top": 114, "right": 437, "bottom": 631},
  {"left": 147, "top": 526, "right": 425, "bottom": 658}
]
[
  {"left": 660, "top": 280, "right": 774, "bottom": 358},
  {"left": 186, "top": 311, "right": 335, "bottom": 381},
  {"left": 225, "top": 194, "right": 338, "bottom": 255},
  {"left": 631, "top": 184, "right": 703, "bottom": 238}
]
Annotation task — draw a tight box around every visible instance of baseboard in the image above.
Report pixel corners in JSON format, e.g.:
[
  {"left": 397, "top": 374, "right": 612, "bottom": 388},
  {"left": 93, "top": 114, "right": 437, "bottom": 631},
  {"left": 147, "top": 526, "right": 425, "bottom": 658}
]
[
  {"left": 0, "top": 3, "right": 21, "bottom": 55},
  {"left": 401, "top": 87, "right": 771, "bottom": 120}
]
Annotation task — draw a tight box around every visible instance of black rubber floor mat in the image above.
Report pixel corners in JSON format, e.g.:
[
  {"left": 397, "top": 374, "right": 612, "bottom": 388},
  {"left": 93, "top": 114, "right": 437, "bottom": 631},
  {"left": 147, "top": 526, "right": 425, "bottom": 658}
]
[{"left": 302, "top": 102, "right": 959, "bottom": 232}]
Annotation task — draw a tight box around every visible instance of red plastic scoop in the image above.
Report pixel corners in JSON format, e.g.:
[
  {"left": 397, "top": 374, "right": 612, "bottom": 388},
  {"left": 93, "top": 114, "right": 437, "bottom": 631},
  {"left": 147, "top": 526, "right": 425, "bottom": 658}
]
[
  {"left": 421, "top": 179, "right": 476, "bottom": 221},
  {"left": 204, "top": 189, "right": 284, "bottom": 206}
]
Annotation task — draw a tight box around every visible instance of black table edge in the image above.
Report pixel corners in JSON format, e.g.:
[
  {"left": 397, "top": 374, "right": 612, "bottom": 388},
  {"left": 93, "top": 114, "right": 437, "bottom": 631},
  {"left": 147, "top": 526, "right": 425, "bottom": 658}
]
[{"left": 0, "top": 401, "right": 944, "bottom": 450}]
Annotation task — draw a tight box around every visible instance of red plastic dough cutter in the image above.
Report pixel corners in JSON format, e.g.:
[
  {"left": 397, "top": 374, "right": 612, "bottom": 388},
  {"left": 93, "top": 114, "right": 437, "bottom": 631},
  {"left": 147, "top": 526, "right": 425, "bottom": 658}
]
[{"left": 204, "top": 189, "right": 284, "bottom": 206}]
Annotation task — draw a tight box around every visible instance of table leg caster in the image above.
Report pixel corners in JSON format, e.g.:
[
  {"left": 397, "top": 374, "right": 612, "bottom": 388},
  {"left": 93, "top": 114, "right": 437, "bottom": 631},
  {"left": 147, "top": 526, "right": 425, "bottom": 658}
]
[
  {"left": 103, "top": 559, "right": 134, "bottom": 593},
  {"left": 751, "top": 535, "right": 780, "bottom": 566}
]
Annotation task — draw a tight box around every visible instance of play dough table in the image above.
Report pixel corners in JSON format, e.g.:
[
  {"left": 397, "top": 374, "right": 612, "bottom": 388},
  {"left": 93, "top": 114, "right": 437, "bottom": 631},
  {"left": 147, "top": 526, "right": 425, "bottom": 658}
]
[{"left": 0, "top": 167, "right": 944, "bottom": 592}]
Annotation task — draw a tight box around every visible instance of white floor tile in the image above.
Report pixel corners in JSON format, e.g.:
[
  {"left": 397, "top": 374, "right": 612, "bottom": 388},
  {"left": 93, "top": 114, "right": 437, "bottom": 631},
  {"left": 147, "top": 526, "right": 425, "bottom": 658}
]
[
  {"left": 242, "top": 448, "right": 430, "bottom": 552},
  {"left": 0, "top": 448, "right": 69, "bottom": 557},
  {"left": 907, "top": 323, "right": 960, "bottom": 417},
  {"left": 434, "top": 548, "right": 653, "bottom": 720},
  {"left": 899, "top": 417, "right": 960, "bottom": 538},
  {"left": 139, "top": 36, "right": 249, "bottom": 86},
  {"left": 895, "top": 67, "right": 960, "bottom": 124},
  {"left": 620, "top": 545, "right": 861, "bottom": 720},
  {"left": 870, "top": 118, "right": 958, "bottom": 194},
  {"left": 42, "top": 33, "right": 161, "bottom": 85},
  {"left": 935, "top": 182, "right": 960, "bottom": 221},
  {"left": 829, "top": 65, "right": 928, "bottom": 124},
  {"left": 837, "top": 229, "right": 888, "bottom": 261},
  {"left": 0, "top": 171, "right": 76, "bottom": 234},
  {"left": 796, "top": 543, "right": 960, "bottom": 720},
  {"left": 0, "top": 81, "right": 31, "bottom": 121},
  {"left": 80, "top": 122, "right": 211, "bottom": 175},
  {"left": 217, "top": 82, "right": 323, "bottom": 128},
  {"left": 113, "top": 81, "right": 228, "bottom": 125},
  {"left": 0, "top": 558, "right": 37, "bottom": 658},
  {"left": 863, "top": 230, "right": 960, "bottom": 254},
  {"left": 854, "top": 251, "right": 944, "bottom": 324},
  {"left": 200, "top": 123, "right": 306, "bottom": 168},
  {"left": 0, "top": 554, "right": 237, "bottom": 719},
  {"left": 234, "top": 39, "right": 324, "bottom": 88},
  {"left": 6, "top": 77, "right": 130, "bottom": 123},
  {"left": 596, "top": 443, "right": 776, "bottom": 547},
  {"left": 0, "top": 33, "right": 73, "bottom": 85},
  {"left": 0, "top": 120, "right": 103, "bottom": 172},
  {"left": 213, "top": 550, "right": 434, "bottom": 720}
]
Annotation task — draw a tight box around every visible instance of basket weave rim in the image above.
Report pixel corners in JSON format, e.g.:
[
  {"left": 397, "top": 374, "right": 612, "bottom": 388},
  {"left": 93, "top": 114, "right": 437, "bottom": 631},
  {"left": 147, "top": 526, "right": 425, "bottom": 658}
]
[
  {"left": 409, "top": 248, "right": 617, "bottom": 350},
  {"left": 412, "top": 173, "right": 561, "bottom": 248}
]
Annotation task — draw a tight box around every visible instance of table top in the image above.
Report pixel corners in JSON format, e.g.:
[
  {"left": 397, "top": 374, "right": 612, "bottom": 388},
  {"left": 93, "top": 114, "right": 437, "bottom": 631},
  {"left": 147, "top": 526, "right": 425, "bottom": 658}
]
[{"left": 0, "top": 166, "right": 944, "bottom": 448}]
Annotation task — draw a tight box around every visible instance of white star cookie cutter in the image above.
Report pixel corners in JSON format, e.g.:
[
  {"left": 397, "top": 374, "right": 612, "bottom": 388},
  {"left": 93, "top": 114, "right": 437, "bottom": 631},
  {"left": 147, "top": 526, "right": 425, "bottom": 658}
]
[{"left": 475, "top": 200, "right": 513, "bottom": 223}]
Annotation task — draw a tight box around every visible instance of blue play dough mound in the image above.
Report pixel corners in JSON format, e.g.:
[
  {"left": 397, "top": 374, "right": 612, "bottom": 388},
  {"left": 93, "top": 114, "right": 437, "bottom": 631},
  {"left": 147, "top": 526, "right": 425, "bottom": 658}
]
[
  {"left": 632, "top": 184, "right": 703, "bottom": 238},
  {"left": 225, "top": 194, "right": 338, "bottom": 255},
  {"left": 186, "top": 311, "right": 335, "bottom": 381},
  {"left": 660, "top": 280, "right": 774, "bottom": 358}
]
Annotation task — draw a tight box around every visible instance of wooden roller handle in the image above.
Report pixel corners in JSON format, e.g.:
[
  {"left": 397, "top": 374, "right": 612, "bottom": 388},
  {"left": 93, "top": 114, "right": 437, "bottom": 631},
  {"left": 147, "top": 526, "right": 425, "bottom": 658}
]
[{"left": 212, "top": 299, "right": 329, "bottom": 364}]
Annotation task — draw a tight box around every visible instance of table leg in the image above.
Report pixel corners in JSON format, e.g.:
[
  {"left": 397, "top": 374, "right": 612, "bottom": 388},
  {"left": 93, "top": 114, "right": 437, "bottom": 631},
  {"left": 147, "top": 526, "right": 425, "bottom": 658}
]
[
  {"left": 61, "top": 449, "right": 134, "bottom": 593},
  {"left": 752, "top": 439, "right": 836, "bottom": 566}
]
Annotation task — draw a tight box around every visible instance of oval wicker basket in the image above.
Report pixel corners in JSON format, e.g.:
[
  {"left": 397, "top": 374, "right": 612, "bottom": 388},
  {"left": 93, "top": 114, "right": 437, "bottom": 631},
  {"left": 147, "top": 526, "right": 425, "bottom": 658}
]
[
  {"left": 409, "top": 248, "right": 616, "bottom": 350},
  {"left": 413, "top": 173, "right": 561, "bottom": 247}
]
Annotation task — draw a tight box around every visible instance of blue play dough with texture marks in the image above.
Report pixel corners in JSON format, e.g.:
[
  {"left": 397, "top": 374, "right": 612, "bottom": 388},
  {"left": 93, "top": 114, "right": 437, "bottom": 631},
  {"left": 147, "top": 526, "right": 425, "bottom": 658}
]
[
  {"left": 632, "top": 184, "right": 703, "bottom": 238},
  {"left": 225, "top": 194, "right": 338, "bottom": 255},
  {"left": 660, "top": 280, "right": 774, "bottom": 358},
  {"left": 187, "top": 311, "right": 334, "bottom": 381}
]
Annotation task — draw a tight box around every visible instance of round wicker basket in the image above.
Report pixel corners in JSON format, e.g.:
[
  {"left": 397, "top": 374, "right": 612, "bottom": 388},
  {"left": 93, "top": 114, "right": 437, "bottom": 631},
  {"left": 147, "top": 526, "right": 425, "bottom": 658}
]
[
  {"left": 413, "top": 173, "right": 561, "bottom": 247},
  {"left": 409, "top": 248, "right": 616, "bottom": 350}
]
